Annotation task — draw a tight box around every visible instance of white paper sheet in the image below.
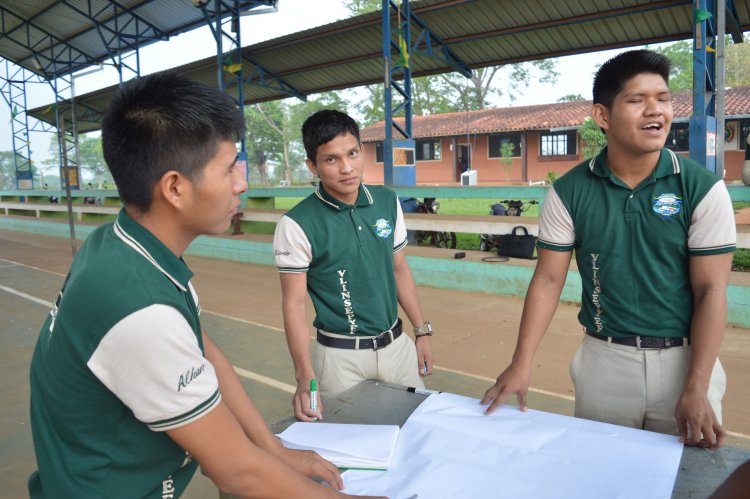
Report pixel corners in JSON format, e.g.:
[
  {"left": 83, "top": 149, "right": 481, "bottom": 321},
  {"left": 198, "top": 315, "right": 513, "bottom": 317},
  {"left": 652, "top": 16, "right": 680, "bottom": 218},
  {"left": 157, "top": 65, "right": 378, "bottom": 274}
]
[
  {"left": 341, "top": 393, "right": 683, "bottom": 498},
  {"left": 278, "top": 422, "right": 400, "bottom": 469}
]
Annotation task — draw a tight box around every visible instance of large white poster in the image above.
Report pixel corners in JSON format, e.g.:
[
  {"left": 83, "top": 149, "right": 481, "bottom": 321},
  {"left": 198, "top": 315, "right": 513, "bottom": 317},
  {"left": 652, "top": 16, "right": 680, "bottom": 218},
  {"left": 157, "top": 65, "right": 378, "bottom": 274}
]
[{"left": 342, "top": 393, "right": 683, "bottom": 499}]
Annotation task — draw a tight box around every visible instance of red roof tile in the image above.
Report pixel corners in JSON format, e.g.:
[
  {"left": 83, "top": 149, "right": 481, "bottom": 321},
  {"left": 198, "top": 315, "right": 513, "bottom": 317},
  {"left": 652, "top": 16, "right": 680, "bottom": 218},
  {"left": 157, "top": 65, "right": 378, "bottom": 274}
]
[{"left": 359, "top": 85, "right": 750, "bottom": 142}]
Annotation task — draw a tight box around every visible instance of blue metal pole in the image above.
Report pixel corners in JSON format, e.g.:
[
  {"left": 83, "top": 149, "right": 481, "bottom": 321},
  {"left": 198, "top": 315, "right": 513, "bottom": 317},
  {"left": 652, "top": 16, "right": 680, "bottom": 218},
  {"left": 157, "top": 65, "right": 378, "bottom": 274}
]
[{"left": 689, "top": 0, "right": 717, "bottom": 172}]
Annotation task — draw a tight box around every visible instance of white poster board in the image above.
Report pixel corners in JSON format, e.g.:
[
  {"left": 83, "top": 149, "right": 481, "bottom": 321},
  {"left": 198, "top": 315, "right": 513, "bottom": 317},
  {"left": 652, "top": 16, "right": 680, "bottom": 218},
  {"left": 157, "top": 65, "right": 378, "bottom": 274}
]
[{"left": 342, "top": 393, "right": 683, "bottom": 499}]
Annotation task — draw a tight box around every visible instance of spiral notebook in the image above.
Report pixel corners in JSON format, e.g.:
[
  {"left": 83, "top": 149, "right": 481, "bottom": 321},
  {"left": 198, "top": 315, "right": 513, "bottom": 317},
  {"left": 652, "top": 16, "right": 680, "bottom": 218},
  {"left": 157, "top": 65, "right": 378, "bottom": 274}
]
[{"left": 278, "top": 422, "right": 400, "bottom": 470}]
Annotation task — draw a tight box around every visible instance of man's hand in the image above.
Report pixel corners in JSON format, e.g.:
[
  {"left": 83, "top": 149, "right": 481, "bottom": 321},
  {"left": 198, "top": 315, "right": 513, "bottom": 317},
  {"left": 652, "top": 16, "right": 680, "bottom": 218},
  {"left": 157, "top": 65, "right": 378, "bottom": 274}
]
[
  {"left": 415, "top": 336, "right": 434, "bottom": 376},
  {"left": 294, "top": 377, "right": 323, "bottom": 422},
  {"left": 277, "top": 447, "right": 343, "bottom": 490},
  {"left": 675, "top": 386, "right": 725, "bottom": 449},
  {"left": 480, "top": 363, "right": 531, "bottom": 415}
]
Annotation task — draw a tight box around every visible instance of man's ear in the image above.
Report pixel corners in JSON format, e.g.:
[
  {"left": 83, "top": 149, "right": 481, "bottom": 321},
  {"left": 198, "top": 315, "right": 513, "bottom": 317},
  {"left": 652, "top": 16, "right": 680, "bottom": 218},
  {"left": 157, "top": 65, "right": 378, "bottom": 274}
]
[
  {"left": 157, "top": 170, "right": 186, "bottom": 211},
  {"left": 305, "top": 158, "right": 318, "bottom": 178},
  {"left": 591, "top": 103, "right": 610, "bottom": 132}
]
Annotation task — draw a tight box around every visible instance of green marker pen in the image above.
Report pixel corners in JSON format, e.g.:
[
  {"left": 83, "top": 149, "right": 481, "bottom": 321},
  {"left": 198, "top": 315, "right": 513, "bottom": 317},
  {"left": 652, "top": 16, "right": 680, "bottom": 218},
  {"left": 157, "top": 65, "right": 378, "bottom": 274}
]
[{"left": 310, "top": 379, "right": 318, "bottom": 414}]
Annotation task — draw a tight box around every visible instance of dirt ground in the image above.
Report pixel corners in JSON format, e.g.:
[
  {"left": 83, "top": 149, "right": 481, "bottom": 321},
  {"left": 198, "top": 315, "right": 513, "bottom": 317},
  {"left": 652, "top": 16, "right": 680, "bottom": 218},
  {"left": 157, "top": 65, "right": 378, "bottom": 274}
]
[{"left": 1, "top": 227, "right": 749, "bottom": 440}]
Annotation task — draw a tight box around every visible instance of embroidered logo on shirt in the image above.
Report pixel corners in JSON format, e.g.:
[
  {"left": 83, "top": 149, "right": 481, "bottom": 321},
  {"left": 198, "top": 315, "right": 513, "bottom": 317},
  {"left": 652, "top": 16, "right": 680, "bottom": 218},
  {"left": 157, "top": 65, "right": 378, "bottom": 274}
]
[
  {"left": 373, "top": 218, "right": 393, "bottom": 238},
  {"left": 652, "top": 193, "right": 682, "bottom": 219}
]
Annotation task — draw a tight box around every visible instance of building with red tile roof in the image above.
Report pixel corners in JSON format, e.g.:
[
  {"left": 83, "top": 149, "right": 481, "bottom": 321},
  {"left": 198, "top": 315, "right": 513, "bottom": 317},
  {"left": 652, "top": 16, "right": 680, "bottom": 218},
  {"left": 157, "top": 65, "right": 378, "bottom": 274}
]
[{"left": 359, "top": 86, "right": 750, "bottom": 184}]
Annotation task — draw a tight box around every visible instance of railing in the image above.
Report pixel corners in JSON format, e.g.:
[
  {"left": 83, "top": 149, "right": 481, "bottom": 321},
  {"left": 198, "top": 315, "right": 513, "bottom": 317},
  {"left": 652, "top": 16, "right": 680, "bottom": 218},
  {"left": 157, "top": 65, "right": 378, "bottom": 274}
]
[{"left": 3, "top": 201, "right": 750, "bottom": 249}]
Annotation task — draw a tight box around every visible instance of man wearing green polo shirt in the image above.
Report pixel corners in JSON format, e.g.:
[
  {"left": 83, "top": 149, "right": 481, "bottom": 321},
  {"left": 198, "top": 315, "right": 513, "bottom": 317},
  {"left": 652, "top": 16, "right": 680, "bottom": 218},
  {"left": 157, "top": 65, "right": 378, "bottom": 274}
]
[
  {"left": 274, "top": 110, "right": 434, "bottom": 421},
  {"left": 482, "top": 50, "right": 735, "bottom": 448},
  {"left": 28, "top": 74, "right": 380, "bottom": 499}
]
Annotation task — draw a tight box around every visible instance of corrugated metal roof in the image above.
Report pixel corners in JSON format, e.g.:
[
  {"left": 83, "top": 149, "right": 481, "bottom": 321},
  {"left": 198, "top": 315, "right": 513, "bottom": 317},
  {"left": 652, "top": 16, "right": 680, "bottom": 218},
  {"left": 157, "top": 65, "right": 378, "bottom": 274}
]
[
  {"left": 359, "top": 86, "right": 750, "bottom": 141},
  {"left": 0, "top": 0, "right": 276, "bottom": 78},
  {"left": 23, "top": 0, "right": 750, "bottom": 133}
]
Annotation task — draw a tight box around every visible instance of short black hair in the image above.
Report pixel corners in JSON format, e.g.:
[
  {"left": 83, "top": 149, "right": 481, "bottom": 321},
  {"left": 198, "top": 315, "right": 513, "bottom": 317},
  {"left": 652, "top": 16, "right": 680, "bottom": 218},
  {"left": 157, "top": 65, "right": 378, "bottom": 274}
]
[
  {"left": 593, "top": 49, "right": 671, "bottom": 109},
  {"left": 101, "top": 72, "right": 245, "bottom": 211},
  {"left": 301, "top": 110, "right": 360, "bottom": 162}
]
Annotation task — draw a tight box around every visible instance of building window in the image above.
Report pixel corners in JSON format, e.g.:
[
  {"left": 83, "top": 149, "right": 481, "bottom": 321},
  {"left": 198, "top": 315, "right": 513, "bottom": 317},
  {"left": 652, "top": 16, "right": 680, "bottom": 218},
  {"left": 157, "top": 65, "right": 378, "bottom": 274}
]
[
  {"left": 416, "top": 139, "right": 441, "bottom": 161},
  {"left": 375, "top": 142, "right": 384, "bottom": 163},
  {"left": 375, "top": 139, "right": 441, "bottom": 162},
  {"left": 666, "top": 123, "right": 689, "bottom": 152},
  {"left": 739, "top": 119, "right": 750, "bottom": 150},
  {"left": 488, "top": 132, "right": 522, "bottom": 158},
  {"left": 540, "top": 130, "right": 577, "bottom": 156}
]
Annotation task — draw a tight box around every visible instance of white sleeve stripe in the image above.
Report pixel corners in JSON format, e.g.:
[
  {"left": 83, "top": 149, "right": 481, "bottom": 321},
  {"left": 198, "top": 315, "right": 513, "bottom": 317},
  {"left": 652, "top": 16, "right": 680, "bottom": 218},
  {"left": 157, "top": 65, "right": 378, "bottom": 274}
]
[{"left": 148, "top": 390, "right": 221, "bottom": 431}]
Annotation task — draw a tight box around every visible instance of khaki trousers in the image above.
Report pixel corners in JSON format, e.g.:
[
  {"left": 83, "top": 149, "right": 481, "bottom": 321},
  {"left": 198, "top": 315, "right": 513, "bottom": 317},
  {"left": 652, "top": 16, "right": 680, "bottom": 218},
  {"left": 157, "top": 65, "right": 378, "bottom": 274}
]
[
  {"left": 313, "top": 332, "right": 424, "bottom": 402},
  {"left": 570, "top": 334, "right": 726, "bottom": 434}
]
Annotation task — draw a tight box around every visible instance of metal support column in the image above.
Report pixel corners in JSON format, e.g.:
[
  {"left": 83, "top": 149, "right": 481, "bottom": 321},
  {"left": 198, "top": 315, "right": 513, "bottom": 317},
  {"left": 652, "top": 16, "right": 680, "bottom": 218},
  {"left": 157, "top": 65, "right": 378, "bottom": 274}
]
[
  {"left": 382, "top": 0, "right": 415, "bottom": 187},
  {"left": 690, "top": 0, "right": 743, "bottom": 173},
  {"left": 1, "top": 60, "right": 41, "bottom": 189},
  {"left": 51, "top": 73, "right": 81, "bottom": 191},
  {"left": 201, "top": 0, "right": 251, "bottom": 154}
]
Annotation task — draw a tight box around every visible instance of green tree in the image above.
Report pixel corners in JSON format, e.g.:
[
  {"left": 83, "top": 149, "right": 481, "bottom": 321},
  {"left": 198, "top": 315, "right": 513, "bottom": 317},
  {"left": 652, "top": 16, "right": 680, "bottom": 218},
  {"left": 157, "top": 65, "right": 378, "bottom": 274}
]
[
  {"left": 345, "top": 0, "right": 559, "bottom": 122},
  {"left": 0, "top": 150, "right": 47, "bottom": 189},
  {"left": 0, "top": 150, "right": 19, "bottom": 190},
  {"left": 343, "top": 0, "right": 378, "bottom": 15},
  {"left": 578, "top": 117, "right": 607, "bottom": 159},
  {"left": 500, "top": 141, "right": 515, "bottom": 182},
  {"left": 558, "top": 94, "right": 586, "bottom": 102},
  {"left": 43, "top": 133, "right": 113, "bottom": 188},
  {"left": 650, "top": 41, "right": 693, "bottom": 92},
  {"left": 245, "top": 92, "right": 349, "bottom": 184},
  {"left": 651, "top": 37, "right": 750, "bottom": 92}
]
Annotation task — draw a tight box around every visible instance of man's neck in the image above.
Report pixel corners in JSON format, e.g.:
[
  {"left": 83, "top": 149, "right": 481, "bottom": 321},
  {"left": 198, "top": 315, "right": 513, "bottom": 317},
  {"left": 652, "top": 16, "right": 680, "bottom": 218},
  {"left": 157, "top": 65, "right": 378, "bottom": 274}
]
[
  {"left": 125, "top": 205, "right": 190, "bottom": 257},
  {"left": 605, "top": 145, "right": 662, "bottom": 189}
]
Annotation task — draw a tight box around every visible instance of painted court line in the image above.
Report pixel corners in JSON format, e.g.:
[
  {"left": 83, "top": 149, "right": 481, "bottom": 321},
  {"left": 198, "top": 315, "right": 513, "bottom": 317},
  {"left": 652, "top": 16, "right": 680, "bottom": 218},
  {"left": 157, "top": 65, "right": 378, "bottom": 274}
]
[
  {"left": 233, "top": 366, "right": 296, "bottom": 394},
  {"left": 0, "top": 258, "right": 66, "bottom": 277},
  {"left": 0, "top": 284, "right": 53, "bottom": 308}
]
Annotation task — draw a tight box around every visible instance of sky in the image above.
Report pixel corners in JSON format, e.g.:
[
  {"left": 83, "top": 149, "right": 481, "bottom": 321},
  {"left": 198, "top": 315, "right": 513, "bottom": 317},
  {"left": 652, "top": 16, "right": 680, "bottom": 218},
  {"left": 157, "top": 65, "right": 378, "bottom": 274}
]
[{"left": 0, "top": 0, "right": 635, "bottom": 169}]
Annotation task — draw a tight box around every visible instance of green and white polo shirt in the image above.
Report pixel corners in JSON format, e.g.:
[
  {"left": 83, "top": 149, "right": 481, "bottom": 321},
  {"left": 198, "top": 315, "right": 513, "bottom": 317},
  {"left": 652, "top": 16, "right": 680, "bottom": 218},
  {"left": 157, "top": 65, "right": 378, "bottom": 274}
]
[
  {"left": 273, "top": 183, "right": 407, "bottom": 336},
  {"left": 29, "top": 209, "right": 220, "bottom": 499},
  {"left": 538, "top": 148, "right": 736, "bottom": 338}
]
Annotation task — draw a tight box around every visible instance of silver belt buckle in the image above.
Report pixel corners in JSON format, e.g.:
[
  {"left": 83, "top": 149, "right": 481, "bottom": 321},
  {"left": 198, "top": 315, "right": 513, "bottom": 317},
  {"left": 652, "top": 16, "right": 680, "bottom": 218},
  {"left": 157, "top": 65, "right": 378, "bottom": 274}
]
[{"left": 636, "top": 336, "right": 642, "bottom": 349}]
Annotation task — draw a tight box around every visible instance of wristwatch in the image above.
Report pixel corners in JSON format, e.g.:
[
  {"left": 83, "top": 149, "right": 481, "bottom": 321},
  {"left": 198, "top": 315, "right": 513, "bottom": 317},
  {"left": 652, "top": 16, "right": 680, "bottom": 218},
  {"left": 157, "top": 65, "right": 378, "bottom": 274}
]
[{"left": 414, "top": 321, "right": 433, "bottom": 337}]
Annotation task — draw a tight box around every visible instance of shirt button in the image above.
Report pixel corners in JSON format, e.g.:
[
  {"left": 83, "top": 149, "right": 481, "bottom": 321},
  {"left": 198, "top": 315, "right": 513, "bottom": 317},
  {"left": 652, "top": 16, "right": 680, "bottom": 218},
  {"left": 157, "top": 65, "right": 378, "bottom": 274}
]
[
  {"left": 357, "top": 226, "right": 362, "bottom": 230},
  {"left": 629, "top": 194, "right": 634, "bottom": 199}
]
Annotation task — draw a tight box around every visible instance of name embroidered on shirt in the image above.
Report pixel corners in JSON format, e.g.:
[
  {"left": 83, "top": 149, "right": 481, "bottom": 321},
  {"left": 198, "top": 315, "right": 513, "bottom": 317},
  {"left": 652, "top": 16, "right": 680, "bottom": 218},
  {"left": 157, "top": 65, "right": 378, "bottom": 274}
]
[
  {"left": 337, "top": 269, "right": 358, "bottom": 334},
  {"left": 162, "top": 476, "right": 175, "bottom": 499},
  {"left": 591, "top": 253, "right": 604, "bottom": 332},
  {"left": 177, "top": 364, "right": 205, "bottom": 392}
]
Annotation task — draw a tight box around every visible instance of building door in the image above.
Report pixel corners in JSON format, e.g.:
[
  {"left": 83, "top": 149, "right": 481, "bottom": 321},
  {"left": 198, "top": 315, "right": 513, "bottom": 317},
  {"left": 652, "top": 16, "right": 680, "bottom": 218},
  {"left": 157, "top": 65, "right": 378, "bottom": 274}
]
[{"left": 456, "top": 144, "right": 471, "bottom": 181}]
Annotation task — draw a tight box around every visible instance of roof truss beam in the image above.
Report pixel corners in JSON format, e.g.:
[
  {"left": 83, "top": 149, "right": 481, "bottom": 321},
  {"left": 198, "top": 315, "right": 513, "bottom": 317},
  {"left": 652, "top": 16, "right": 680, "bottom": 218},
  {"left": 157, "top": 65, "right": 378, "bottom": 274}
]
[
  {"left": 238, "top": 56, "right": 306, "bottom": 101},
  {"left": 56, "top": 0, "right": 168, "bottom": 62},
  {"left": 0, "top": 4, "right": 97, "bottom": 76}
]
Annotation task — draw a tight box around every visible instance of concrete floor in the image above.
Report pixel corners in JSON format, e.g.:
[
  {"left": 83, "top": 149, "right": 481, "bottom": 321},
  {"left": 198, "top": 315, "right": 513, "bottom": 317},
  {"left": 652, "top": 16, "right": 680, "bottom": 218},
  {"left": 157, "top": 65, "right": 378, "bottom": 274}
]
[{"left": 1, "top": 228, "right": 749, "bottom": 497}]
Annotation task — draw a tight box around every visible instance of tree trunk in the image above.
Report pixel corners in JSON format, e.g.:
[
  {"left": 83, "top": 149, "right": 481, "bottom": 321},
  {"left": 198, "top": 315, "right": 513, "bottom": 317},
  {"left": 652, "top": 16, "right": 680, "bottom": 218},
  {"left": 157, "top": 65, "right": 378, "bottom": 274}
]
[{"left": 254, "top": 150, "right": 268, "bottom": 184}]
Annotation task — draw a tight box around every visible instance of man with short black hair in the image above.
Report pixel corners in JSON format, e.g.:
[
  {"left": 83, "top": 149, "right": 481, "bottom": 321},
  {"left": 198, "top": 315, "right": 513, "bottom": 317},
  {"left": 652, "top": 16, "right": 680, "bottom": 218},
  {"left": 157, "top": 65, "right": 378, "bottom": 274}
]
[
  {"left": 482, "top": 50, "right": 735, "bottom": 448},
  {"left": 274, "top": 110, "right": 434, "bottom": 421},
  {"left": 29, "top": 73, "right": 381, "bottom": 499}
]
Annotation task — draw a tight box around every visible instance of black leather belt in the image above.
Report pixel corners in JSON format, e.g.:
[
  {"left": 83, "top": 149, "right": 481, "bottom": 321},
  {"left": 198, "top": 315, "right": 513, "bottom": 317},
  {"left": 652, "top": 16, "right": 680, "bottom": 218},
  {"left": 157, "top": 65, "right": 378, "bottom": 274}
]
[
  {"left": 317, "top": 319, "right": 403, "bottom": 351},
  {"left": 585, "top": 329, "right": 688, "bottom": 349}
]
